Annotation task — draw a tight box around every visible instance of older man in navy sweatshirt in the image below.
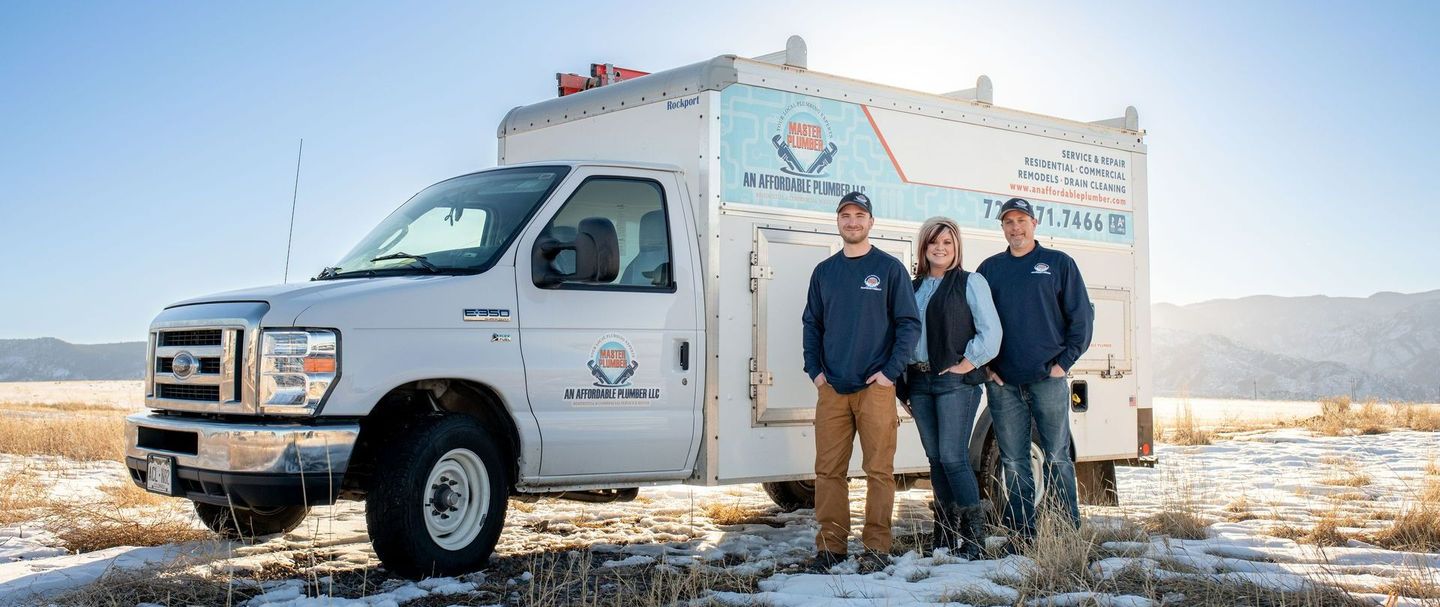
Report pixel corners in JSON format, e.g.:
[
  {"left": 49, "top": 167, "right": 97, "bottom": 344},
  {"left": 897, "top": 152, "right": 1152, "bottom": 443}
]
[
  {"left": 977, "top": 197, "right": 1093, "bottom": 539},
  {"left": 802, "top": 191, "right": 920, "bottom": 566}
]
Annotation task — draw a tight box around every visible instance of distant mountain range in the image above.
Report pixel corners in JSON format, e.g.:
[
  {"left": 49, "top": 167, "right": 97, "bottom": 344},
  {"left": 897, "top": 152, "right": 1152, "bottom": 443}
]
[
  {"left": 3, "top": 291, "right": 1437, "bottom": 401},
  {"left": 1153, "top": 290, "right": 1440, "bottom": 401},
  {"left": 0, "top": 338, "right": 145, "bottom": 381}
]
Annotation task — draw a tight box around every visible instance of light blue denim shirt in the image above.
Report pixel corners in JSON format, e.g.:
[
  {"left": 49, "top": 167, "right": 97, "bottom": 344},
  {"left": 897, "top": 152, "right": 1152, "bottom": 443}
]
[{"left": 911, "top": 272, "right": 1003, "bottom": 368}]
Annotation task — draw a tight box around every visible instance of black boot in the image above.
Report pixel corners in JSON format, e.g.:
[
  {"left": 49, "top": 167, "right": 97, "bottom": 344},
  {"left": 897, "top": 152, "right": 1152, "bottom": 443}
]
[
  {"left": 929, "top": 500, "right": 955, "bottom": 554},
  {"left": 956, "top": 500, "right": 991, "bottom": 560}
]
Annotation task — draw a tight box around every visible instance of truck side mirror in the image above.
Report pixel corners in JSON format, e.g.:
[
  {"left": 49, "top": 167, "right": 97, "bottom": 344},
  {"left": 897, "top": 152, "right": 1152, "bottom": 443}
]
[{"left": 532, "top": 217, "right": 620, "bottom": 288}]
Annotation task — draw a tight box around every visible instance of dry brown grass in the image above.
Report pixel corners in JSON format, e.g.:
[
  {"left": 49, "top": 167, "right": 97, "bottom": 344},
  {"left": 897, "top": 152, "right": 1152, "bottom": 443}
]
[
  {"left": 700, "top": 500, "right": 772, "bottom": 526},
  {"left": 1382, "top": 575, "right": 1440, "bottom": 602},
  {"left": 522, "top": 550, "right": 763, "bottom": 607},
  {"left": 1167, "top": 397, "right": 1213, "bottom": 446},
  {"left": 1393, "top": 403, "right": 1440, "bottom": 432},
  {"left": 0, "top": 466, "right": 47, "bottom": 524},
  {"left": 1008, "top": 507, "right": 1098, "bottom": 594},
  {"left": 1100, "top": 562, "right": 1371, "bottom": 607},
  {"left": 1370, "top": 503, "right": 1440, "bottom": 552},
  {"left": 0, "top": 414, "right": 126, "bottom": 461},
  {"left": 1141, "top": 470, "right": 1210, "bottom": 540},
  {"left": 1, "top": 461, "right": 206, "bottom": 553},
  {"left": 0, "top": 400, "right": 128, "bottom": 414},
  {"left": 1304, "top": 397, "right": 1440, "bottom": 436},
  {"left": 1321, "top": 469, "right": 1373, "bottom": 487},
  {"left": 99, "top": 480, "right": 171, "bottom": 508},
  {"left": 1269, "top": 509, "right": 1361, "bottom": 547},
  {"left": 1224, "top": 495, "right": 1257, "bottom": 522},
  {"left": 42, "top": 502, "right": 211, "bottom": 553},
  {"left": 1142, "top": 509, "right": 1210, "bottom": 540},
  {"left": 48, "top": 555, "right": 264, "bottom": 607}
]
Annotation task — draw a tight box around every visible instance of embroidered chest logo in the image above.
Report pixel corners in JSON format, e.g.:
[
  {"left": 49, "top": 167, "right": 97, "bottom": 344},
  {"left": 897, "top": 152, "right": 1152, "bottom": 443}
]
[
  {"left": 861, "top": 275, "right": 882, "bottom": 291},
  {"left": 1031, "top": 263, "right": 1052, "bottom": 275}
]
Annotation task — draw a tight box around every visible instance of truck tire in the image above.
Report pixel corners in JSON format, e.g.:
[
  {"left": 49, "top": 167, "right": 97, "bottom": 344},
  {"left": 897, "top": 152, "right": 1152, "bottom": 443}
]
[
  {"left": 978, "top": 432, "right": 1045, "bottom": 520},
  {"left": 194, "top": 503, "right": 309, "bottom": 539},
  {"left": 366, "top": 414, "right": 509, "bottom": 579},
  {"left": 762, "top": 480, "right": 815, "bottom": 512}
]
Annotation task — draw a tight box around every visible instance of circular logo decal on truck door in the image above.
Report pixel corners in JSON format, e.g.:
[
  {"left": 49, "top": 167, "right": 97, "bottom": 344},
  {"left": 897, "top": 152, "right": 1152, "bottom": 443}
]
[{"left": 587, "top": 334, "right": 639, "bottom": 387}]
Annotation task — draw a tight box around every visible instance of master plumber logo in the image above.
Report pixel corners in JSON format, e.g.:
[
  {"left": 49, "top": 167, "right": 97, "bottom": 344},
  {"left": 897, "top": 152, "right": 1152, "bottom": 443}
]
[
  {"left": 586, "top": 334, "right": 640, "bottom": 388},
  {"left": 771, "top": 101, "right": 838, "bottom": 177},
  {"left": 862, "top": 275, "right": 882, "bottom": 291},
  {"left": 1032, "top": 263, "right": 1052, "bottom": 275}
]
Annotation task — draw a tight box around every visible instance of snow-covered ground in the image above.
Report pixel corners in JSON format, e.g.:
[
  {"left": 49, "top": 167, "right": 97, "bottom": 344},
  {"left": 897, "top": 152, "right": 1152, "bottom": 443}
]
[{"left": 1, "top": 386, "right": 1437, "bottom": 606}]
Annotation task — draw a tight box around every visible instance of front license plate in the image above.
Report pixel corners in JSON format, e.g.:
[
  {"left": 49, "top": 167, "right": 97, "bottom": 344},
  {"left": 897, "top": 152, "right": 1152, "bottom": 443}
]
[{"left": 146, "top": 455, "right": 174, "bottom": 495}]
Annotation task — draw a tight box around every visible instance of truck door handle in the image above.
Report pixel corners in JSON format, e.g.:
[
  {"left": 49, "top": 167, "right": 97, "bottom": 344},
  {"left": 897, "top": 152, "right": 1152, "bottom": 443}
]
[{"left": 679, "top": 341, "right": 690, "bottom": 371}]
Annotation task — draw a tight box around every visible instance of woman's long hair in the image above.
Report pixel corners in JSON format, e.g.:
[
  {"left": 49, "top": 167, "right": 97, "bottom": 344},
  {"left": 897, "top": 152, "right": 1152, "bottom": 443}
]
[{"left": 914, "top": 216, "right": 963, "bottom": 278}]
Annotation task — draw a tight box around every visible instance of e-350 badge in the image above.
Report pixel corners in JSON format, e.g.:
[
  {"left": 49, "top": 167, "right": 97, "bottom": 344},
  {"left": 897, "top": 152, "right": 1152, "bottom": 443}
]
[{"left": 463, "top": 309, "right": 511, "bottom": 322}]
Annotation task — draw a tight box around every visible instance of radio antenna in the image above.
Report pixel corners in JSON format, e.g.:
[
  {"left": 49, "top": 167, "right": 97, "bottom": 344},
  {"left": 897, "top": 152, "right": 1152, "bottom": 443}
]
[{"left": 282, "top": 138, "right": 304, "bottom": 282}]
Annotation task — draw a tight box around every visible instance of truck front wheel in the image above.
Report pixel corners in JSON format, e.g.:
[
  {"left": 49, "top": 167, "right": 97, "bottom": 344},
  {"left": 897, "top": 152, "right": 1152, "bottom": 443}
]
[
  {"left": 366, "top": 415, "right": 509, "bottom": 579},
  {"left": 194, "top": 503, "right": 309, "bottom": 539}
]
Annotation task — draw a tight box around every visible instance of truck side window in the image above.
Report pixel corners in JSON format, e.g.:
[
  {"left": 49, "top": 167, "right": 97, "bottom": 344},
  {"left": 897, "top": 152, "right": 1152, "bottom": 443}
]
[{"left": 542, "top": 177, "right": 673, "bottom": 290}]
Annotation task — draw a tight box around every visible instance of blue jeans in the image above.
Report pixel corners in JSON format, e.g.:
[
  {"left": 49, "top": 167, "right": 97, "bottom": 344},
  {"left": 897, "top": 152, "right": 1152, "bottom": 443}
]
[
  {"left": 986, "top": 375, "right": 1079, "bottom": 536},
  {"left": 906, "top": 369, "right": 982, "bottom": 507}
]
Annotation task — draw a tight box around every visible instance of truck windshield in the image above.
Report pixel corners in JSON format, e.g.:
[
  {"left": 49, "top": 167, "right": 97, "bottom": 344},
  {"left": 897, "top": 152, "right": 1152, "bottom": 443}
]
[{"left": 323, "top": 166, "right": 570, "bottom": 279}]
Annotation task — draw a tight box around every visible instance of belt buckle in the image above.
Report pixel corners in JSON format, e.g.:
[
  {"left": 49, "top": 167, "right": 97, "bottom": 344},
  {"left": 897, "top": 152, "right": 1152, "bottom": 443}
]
[{"left": 911, "top": 362, "right": 931, "bottom": 373}]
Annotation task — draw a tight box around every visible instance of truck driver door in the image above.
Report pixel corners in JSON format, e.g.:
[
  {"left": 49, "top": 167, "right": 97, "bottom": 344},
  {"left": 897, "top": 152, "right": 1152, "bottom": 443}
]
[{"left": 515, "top": 168, "right": 702, "bottom": 478}]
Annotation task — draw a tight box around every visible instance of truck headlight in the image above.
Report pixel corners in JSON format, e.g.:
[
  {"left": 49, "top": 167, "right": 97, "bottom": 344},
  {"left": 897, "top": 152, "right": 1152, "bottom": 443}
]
[{"left": 259, "top": 329, "right": 338, "bottom": 413}]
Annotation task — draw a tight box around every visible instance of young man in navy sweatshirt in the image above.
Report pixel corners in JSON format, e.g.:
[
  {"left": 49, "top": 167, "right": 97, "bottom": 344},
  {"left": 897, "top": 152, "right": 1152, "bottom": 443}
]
[
  {"left": 977, "top": 198, "right": 1094, "bottom": 539},
  {"left": 802, "top": 192, "right": 921, "bottom": 566}
]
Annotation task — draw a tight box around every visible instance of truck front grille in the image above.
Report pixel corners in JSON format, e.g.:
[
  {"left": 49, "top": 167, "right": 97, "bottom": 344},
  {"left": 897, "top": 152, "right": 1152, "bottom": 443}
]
[
  {"left": 155, "top": 357, "right": 222, "bottom": 375},
  {"left": 159, "top": 330, "right": 223, "bottom": 347},
  {"left": 149, "top": 327, "right": 245, "bottom": 410},
  {"left": 158, "top": 384, "right": 221, "bottom": 401}
]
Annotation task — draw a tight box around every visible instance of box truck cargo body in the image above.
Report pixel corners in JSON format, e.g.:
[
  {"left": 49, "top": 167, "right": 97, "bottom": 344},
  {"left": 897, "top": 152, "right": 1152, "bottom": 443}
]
[{"left": 125, "top": 38, "right": 1150, "bottom": 577}]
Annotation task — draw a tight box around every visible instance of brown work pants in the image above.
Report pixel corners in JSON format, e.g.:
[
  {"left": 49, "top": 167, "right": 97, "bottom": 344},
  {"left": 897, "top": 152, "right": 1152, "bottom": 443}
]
[{"left": 813, "top": 381, "right": 898, "bottom": 554}]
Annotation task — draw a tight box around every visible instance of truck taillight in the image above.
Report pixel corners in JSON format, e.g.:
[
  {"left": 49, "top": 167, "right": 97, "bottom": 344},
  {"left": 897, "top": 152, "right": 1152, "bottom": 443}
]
[{"left": 1137, "top": 407, "right": 1154, "bottom": 457}]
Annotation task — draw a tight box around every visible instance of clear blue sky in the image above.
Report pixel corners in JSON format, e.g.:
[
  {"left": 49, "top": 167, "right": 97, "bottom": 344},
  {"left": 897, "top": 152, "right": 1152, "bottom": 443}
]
[{"left": 2, "top": 1, "right": 1437, "bottom": 344}]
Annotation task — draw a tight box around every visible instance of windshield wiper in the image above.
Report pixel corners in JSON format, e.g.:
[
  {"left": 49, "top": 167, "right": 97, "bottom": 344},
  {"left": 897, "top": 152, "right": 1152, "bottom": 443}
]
[
  {"left": 313, "top": 266, "right": 343, "bottom": 280},
  {"left": 370, "top": 252, "right": 441, "bottom": 273}
]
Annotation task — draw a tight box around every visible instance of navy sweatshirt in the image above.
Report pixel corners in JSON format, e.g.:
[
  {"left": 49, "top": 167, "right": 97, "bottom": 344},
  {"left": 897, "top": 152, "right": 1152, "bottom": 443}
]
[
  {"left": 802, "top": 246, "right": 921, "bottom": 394},
  {"left": 976, "top": 243, "right": 1093, "bottom": 385}
]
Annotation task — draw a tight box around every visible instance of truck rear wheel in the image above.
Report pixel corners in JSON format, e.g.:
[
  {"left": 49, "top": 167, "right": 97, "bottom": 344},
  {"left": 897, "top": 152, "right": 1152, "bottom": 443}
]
[
  {"left": 979, "top": 433, "right": 1045, "bottom": 520},
  {"left": 194, "top": 503, "right": 309, "bottom": 539},
  {"left": 762, "top": 480, "right": 815, "bottom": 512},
  {"left": 366, "top": 415, "right": 509, "bottom": 579}
]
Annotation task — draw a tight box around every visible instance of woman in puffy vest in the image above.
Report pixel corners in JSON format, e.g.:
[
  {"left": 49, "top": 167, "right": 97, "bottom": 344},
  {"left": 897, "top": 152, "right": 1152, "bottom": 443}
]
[{"left": 900, "top": 216, "right": 1002, "bottom": 559}]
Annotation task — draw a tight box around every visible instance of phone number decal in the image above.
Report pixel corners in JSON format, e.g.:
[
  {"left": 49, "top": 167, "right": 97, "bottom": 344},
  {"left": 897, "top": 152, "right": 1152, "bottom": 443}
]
[{"left": 982, "top": 197, "right": 1130, "bottom": 238}]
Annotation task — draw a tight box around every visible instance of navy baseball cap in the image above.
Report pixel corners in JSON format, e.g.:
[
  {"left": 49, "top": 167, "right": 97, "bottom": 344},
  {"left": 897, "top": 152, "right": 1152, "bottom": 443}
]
[
  {"left": 997, "top": 197, "right": 1035, "bottom": 221},
  {"left": 836, "top": 191, "right": 872, "bottom": 214}
]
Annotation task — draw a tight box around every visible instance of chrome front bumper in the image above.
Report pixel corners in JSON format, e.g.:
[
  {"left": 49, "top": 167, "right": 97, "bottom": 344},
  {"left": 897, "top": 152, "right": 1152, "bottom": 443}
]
[{"left": 125, "top": 412, "right": 359, "bottom": 475}]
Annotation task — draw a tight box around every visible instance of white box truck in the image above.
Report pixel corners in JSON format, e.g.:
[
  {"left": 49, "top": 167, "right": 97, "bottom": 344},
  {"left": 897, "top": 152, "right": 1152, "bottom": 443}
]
[{"left": 125, "top": 37, "right": 1153, "bottom": 578}]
